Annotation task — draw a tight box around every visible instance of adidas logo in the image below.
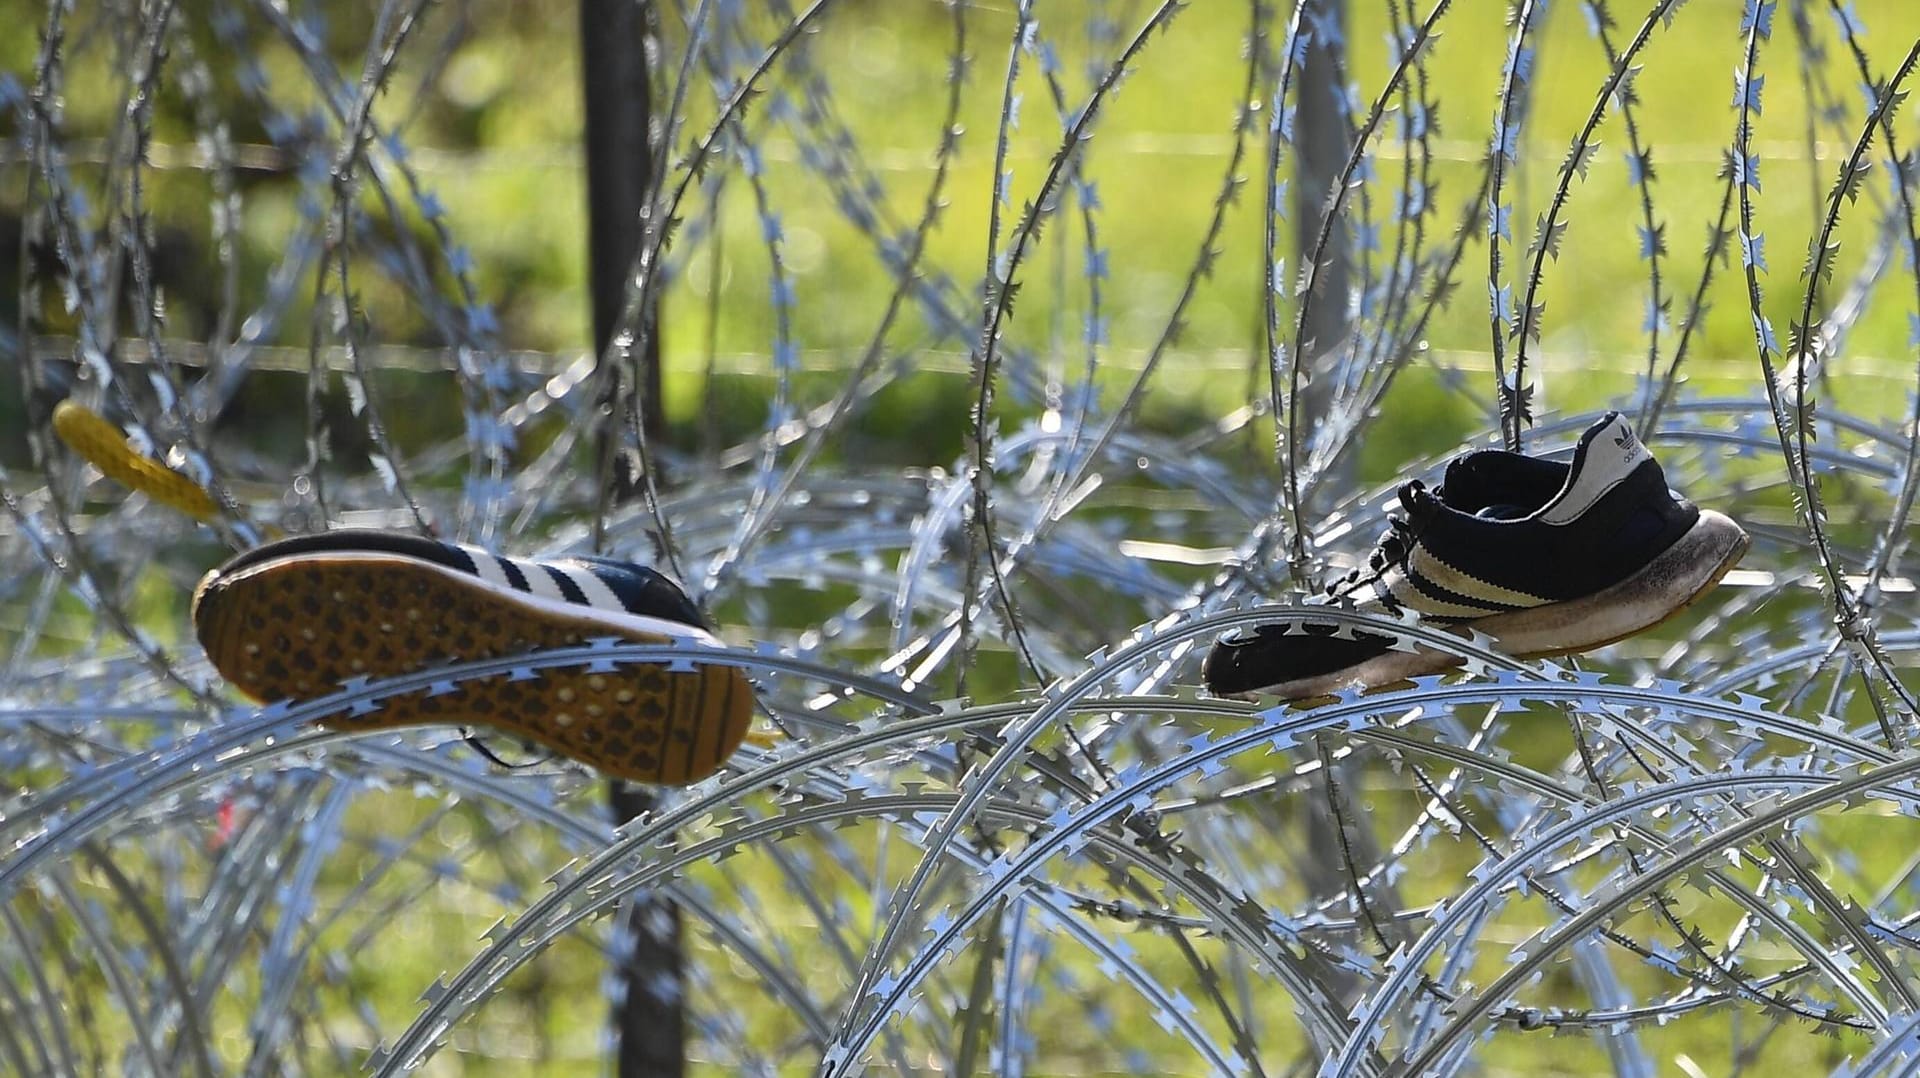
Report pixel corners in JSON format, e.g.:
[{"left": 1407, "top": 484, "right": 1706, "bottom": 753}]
[{"left": 1612, "top": 425, "right": 1641, "bottom": 463}]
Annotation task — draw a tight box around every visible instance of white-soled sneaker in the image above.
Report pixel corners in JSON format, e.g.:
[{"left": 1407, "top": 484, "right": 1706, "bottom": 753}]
[{"left": 1203, "top": 413, "right": 1749, "bottom": 699}]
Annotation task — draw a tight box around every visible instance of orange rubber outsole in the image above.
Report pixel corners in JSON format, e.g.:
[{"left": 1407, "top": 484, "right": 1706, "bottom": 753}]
[{"left": 192, "top": 554, "right": 753, "bottom": 784}]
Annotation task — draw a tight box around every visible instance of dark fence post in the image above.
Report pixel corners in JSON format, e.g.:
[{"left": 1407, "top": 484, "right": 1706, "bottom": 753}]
[
  {"left": 584, "top": 0, "right": 664, "bottom": 437},
  {"left": 582, "top": 1, "right": 683, "bottom": 1075},
  {"left": 1295, "top": 0, "right": 1350, "bottom": 450},
  {"left": 1293, "top": 0, "right": 1395, "bottom": 1010}
]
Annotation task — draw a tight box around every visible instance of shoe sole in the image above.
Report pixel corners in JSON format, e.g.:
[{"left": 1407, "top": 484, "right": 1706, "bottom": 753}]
[
  {"left": 192, "top": 551, "right": 754, "bottom": 785},
  {"left": 1236, "top": 510, "right": 1751, "bottom": 701}
]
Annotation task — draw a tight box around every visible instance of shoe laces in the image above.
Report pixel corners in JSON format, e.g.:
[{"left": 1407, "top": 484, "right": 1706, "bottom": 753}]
[
  {"left": 464, "top": 730, "right": 555, "bottom": 771},
  {"left": 1323, "top": 480, "right": 1440, "bottom": 612}
]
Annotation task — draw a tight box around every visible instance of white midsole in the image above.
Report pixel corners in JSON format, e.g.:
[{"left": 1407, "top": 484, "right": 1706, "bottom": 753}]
[{"left": 215, "top": 550, "right": 730, "bottom": 649}]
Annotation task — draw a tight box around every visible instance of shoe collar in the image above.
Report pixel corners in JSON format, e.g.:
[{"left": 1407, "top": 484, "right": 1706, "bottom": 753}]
[{"left": 1428, "top": 412, "right": 1647, "bottom": 526}]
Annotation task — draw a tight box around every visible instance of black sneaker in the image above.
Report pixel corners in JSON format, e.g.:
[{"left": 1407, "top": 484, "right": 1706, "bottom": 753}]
[
  {"left": 1202, "top": 413, "right": 1750, "bottom": 699},
  {"left": 192, "top": 529, "right": 754, "bottom": 784}
]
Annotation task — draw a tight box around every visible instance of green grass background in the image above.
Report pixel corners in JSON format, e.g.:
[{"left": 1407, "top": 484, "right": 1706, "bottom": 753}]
[{"left": 7, "top": 0, "right": 1920, "bottom": 1073}]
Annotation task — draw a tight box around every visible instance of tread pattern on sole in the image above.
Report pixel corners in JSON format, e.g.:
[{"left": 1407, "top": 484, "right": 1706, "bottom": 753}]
[{"left": 193, "top": 554, "right": 753, "bottom": 785}]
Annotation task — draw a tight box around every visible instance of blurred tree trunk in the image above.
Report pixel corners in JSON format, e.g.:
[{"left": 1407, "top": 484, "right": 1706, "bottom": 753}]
[
  {"left": 1294, "top": 0, "right": 1404, "bottom": 1011},
  {"left": 582, "top": 2, "right": 683, "bottom": 1076},
  {"left": 585, "top": 0, "right": 665, "bottom": 443},
  {"left": 1294, "top": 0, "right": 1350, "bottom": 462}
]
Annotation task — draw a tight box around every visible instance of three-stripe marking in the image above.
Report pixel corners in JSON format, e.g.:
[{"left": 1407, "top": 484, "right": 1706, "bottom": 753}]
[
  {"left": 1382, "top": 555, "right": 1546, "bottom": 622},
  {"left": 451, "top": 544, "right": 638, "bottom": 618}
]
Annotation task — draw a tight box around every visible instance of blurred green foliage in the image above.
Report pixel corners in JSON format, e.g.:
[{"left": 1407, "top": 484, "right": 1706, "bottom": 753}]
[
  {"left": 7, "top": 1, "right": 1920, "bottom": 1073},
  {"left": 7, "top": 0, "right": 1920, "bottom": 477}
]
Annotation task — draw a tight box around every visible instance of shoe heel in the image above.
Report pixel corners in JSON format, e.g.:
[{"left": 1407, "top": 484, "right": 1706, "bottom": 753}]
[{"left": 191, "top": 574, "right": 253, "bottom": 699}]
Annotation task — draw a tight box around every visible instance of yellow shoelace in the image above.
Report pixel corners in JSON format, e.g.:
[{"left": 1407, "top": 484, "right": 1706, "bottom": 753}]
[{"left": 52, "top": 400, "right": 222, "bottom": 523}]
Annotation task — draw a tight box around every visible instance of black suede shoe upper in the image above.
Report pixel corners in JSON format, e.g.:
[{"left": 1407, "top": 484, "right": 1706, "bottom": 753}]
[{"left": 1203, "top": 413, "right": 1700, "bottom": 696}]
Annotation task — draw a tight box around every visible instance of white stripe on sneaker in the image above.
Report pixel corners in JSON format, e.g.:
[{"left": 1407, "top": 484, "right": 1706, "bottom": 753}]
[
  {"left": 1410, "top": 547, "right": 1551, "bottom": 609},
  {"left": 1382, "top": 568, "right": 1500, "bottom": 621},
  {"left": 511, "top": 557, "right": 567, "bottom": 601},
  {"left": 468, "top": 550, "right": 514, "bottom": 591},
  {"left": 559, "top": 564, "right": 627, "bottom": 613}
]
